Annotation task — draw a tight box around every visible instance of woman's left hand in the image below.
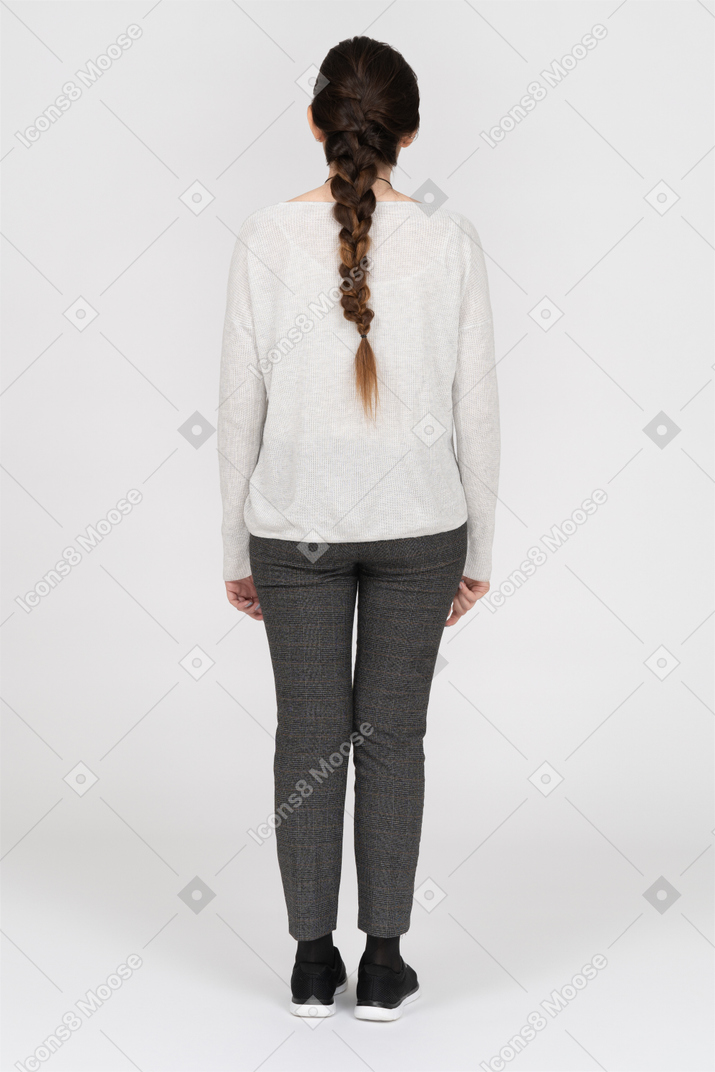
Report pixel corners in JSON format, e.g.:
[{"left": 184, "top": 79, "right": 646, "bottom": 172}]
[{"left": 445, "top": 577, "right": 489, "bottom": 627}]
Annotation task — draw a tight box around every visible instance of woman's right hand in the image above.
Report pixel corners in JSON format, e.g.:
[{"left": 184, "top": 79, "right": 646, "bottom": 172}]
[{"left": 225, "top": 577, "right": 263, "bottom": 621}]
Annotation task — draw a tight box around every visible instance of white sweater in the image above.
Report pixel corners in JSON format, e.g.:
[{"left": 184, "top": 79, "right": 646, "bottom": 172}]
[{"left": 218, "top": 201, "right": 500, "bottom": 582}]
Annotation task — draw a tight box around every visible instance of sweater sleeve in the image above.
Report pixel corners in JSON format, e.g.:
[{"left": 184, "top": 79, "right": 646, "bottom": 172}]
[
  {"left": 217, "top": 232, "right": 267, "bottom": 581},
  {"left": 451, "top": 216, "right": 501, "bottom": 582}
]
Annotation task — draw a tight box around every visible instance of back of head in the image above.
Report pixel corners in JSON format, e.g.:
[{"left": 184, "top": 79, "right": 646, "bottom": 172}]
[{"left": 311, "top": 37, "right": 420, "bottom": 418}]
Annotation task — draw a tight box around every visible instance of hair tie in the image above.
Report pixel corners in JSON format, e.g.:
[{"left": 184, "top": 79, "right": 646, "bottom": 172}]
[{"left": 360, "top": 333, "right": 368, "bottom": 338}]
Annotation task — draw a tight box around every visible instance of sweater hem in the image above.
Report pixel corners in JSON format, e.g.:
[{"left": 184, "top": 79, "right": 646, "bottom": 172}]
[{"left": 244, "top": 512, "right": 470, "bottom": 548}]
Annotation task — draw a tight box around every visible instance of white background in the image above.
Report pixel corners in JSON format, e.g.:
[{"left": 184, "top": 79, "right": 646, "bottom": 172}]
[{"left": 2, "top": 2, "right": 713, "bottom": 1070}]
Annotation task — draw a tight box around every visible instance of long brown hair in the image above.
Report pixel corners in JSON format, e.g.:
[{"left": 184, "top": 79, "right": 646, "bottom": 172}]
[{"left": 311, "top": 37, "right": 419, "bottom": 418}]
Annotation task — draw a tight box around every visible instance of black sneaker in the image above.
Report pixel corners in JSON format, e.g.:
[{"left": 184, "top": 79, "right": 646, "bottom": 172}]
[
  {"left": 290, "top": 946, "right": 347, "bottom": 1018},
  {"left": 355, "top": 953, "right": 420, "bottom": 1021}
]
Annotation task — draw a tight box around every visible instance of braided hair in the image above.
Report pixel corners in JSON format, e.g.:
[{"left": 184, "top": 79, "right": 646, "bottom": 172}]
[{"left": 311, "top": 37, "right": 419, "bottom": 418}]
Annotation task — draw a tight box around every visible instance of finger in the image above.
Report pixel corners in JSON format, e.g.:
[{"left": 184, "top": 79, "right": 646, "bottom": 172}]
[
  {"left": 458, "top": 581, "right": 479, "bottom": 604},
  {"left": 445, "top": 600, "right": 465, "bottom": 626},
  {"left": 452, "top": 592, "right": 472, "bottom": 614},
  {"left": 229, "top": 595, "right": 262, "bottom": 617},
  {"left": 457, "top": 587, "right": 478, "bottom": 609},
  {"left": 462, "top": 580, "right": 489, "bottom": 602},
  {"left": 449, "top": 589, "right": 477, "bottom": 619}
]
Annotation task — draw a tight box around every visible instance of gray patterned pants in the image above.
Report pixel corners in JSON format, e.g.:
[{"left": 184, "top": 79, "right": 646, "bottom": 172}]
[{"left": 249, "top": 522, "right": 468, "bottom": 940}]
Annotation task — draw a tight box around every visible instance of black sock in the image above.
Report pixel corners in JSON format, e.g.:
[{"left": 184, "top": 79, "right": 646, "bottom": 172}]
[
  {"left": 296, "top": 931, "right": 334, "bottom": 964},
  {"left": 364, "top": 934, "right": 402, "bottom": 971}
]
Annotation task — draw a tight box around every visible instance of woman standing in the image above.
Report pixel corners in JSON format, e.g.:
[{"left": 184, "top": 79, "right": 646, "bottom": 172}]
[{"left": 218, "top": 35, "right": 499, "bottom": 1021}]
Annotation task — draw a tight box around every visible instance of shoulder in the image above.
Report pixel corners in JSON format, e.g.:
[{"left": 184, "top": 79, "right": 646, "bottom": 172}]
[
  {"left": 408, "top": 205, "right": 482, "bottom": 238},
  {"left": 432, "top": 209, "right": 486, "bottom": 269},
  {"left": 225, "top": 205, "right": 292, "bottom": 278},
  {"left": 440, "top": 209, "right": 483, "bottom": 245},
  {"left": 285, "top": 186, "right": 332, "bottom": 201},
  {"left": 235, "top": 203, "right": 288, "bottom": 241},
  {"left": 403, "top": 202, "right": 481, "bottom": 233}
]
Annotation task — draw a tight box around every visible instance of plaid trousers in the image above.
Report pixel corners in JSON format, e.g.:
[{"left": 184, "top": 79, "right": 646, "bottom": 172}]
[{"left": 249, "top": 522, "right": 468, "bottom": 940}]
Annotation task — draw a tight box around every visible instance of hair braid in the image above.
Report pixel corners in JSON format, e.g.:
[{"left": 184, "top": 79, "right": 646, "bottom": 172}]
[
  {"left": 329, "top": 128, "right": 378, "bottom": 415},
  {"left": 311, "top": 37, "right": 419, "bottom": 419}
]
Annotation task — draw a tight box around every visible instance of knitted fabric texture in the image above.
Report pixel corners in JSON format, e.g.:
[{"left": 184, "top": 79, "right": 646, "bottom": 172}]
[{"left": 218, "top": 201, "right": 500, "bottom": 581}]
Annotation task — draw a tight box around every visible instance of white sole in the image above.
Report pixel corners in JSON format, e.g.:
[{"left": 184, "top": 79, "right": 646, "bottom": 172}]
[
  {"left": 290, "top": 979, "right": 347, "bottom": 1017},
  {"left": 354, "top": 986, "right": 421, "bottom": 1021}
]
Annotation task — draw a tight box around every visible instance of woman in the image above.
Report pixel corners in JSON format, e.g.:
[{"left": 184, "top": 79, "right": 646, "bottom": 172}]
[{"left": 218, "top": 35, "right": 499, "bottom": 1021}]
